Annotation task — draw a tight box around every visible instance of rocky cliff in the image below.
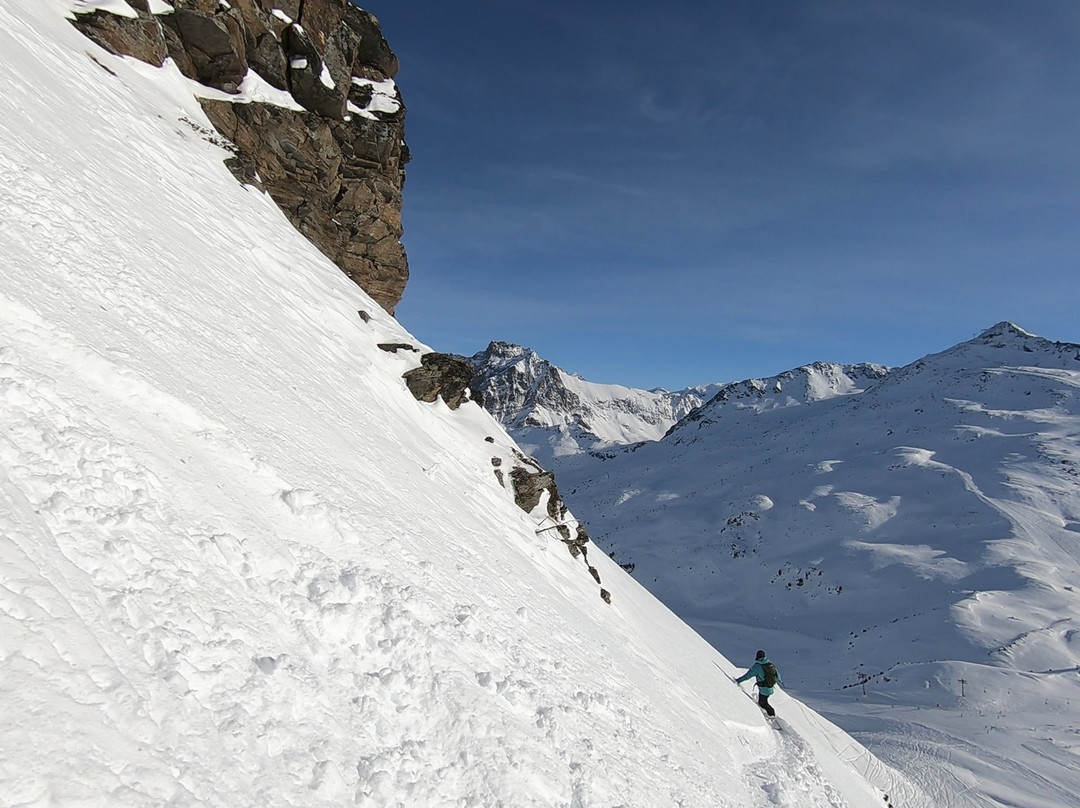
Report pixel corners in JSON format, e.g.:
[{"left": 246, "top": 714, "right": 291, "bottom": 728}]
[{"left": 72, "top": 0, "right": 409, "bottom": 313}]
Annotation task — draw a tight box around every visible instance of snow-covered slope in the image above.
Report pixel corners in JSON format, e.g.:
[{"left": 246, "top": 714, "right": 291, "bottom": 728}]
[
  {"left": 0, "top": 2, "right": 917, "bottom": 806},
  {"left": 676, "top": 361, "right": 890, "bottom": 425},
  {"left": 557, "top": 322, "right": 1080, "bottom": 808},
  {"left": 465, "top": 341, "right": 721, "bottom": 468}
]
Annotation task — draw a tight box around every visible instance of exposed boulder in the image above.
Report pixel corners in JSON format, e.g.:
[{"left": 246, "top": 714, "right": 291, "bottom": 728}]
[
  {"left": 403, "top": 353, "right": 478, "bottom": 411},
  {"left": 509, "top": 466, "right": 560, "bottom": 517},
  {"left": 283, "top": 21, "right": 343, "bottom": 117},
  {"left": 161, "top": 8, "right": 247, "bottom": 91},
  {"left": 70, "top": 0, "right": 410, "bottom": 313},
  {"left": 73, "top": 8, "right": 167, "bottom": 67}
]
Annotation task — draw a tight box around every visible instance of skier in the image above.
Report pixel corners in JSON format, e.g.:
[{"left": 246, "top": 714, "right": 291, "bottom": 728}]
[{"left": 736, "top": 649, "right": 782, "bottom": 717}]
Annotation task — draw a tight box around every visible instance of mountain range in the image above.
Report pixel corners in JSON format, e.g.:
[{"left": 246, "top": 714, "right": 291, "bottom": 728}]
[
  {"left": 488, "top": 322, "right": 1080, "bottom": 808},
  {"left": 463, "top": 341, "right": 723, "bottom": 469}
]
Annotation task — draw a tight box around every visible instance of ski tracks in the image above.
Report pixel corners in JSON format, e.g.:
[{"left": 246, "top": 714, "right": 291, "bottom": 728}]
[{"left": 743, "top": 721, "right": 851, "bottom": 808}]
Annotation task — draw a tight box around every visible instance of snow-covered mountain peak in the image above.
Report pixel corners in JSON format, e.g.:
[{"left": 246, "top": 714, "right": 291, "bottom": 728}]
[
  {"left": 936, "top": 321, "right": 1079, "bottom": 363},
  {"left": 668, "top": 360, "right": 890, "bottom": 439},
  {"left": 862, "top": 322, "right": 1080, "bottom": 407},
  {"left": 977, "top": 320, "right": 1038, "bottom": 341},
  {"left": 465, "top": 341, "right": 559, "bottom": 424},
  {"left": 469, "top": 340, "right": 555, "bottom": 387},
  {"left": 473, "top": 339, "right": 541, "bottom": 367},
  {"left": 465, "top": 342, "right": 723, "bottom": 467},
  {"left": 962, "top": 320, "right": 1080, "bottom": 363}
]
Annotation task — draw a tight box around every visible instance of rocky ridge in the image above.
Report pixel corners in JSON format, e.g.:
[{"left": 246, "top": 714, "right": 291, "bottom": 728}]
[
  {"left": 465, "top": 341, "right": 722, "bottom": 468},
  {"left": 669, "top": 359, "right": 891, "bottom": 438},
  {"left": 71, "top": 0, "right": 409, "bottom": 313}
]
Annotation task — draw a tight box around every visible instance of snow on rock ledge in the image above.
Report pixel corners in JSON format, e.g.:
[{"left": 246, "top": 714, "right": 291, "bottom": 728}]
[{"left": 69, "top": 0, "right": 410, "bottom": 314}]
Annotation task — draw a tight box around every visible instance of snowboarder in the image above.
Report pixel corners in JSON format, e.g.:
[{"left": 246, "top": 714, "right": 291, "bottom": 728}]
[{"left": 736, "top": 649, "right": 782, "bottom": 717}]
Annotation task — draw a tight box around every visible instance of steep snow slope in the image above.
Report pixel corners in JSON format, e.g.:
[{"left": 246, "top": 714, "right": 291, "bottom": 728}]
[
  {"left": 558, "top": 323, "right": 1080, "bottom": 808},
  {"left": 465, "top": 342, "right": 721, "bottom": 468},
  {"left": 0, "top": 2, "right": 917, "bottom": 806}
]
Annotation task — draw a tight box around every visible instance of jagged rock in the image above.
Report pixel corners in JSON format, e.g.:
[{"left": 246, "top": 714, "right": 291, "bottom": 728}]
[
  {"left": 565, "top": 524, "right": 590, "bottom": 555},
  {"left": 69, "top": 0, "right": 410, "bottom": 313},
  {"left": 284, "top": 22, "right": 344, "bottom": 117},
  {"left": 199, "top": 87, "right": 407, "bottom": 312},
  {"left": 553, "top": 524, "right": 591, "bottom": 561},
  {"left": 70, "top": 8, "right": 167, "bottom": 67},
  {"left": 162, "top": 9, "right": 247, "bottom": 91},
  {"left": 377, "top": 343, "right": 418, "bottom": 353},
  {"left": 248, "top": 29, "right": 289, "bottom": 89},
  {"left": 227, "top": 0, "right": 289, "bottom": 90},
  {"left": 347, "top": 6, "right": 399, "bottom": 78},
  {"left": 403, "top": 353, "right": 476, "bottom": 410},
  {"left": 509, "top": 466, "right": 558, "bottom": 515},
  {"left": 500, "top": 457, "right": 602, "bottom": 594},
  {"left": 261, "top": 0, "right": 300, "bottom": 20},
  {"left": 507, "top": 457, "right": 575, "bottom": 537},
  {"left": 172, "top": 0, "right": 217, "bottom": 13}
]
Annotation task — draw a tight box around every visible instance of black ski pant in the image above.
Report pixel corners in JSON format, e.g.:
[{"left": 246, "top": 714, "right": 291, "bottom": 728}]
[{"left": 757, "top": 692, "right": 775, "bottom": 717}]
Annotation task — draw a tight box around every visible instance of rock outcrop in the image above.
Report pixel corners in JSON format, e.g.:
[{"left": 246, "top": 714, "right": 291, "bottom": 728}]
[
  {"left": 402, "top": 353, "right": 479, "bottom": 411},
  {"left": 72, "top": 5, "right": 169, "bottom": 67},
  {"left": 506, "top": 453, "right": 605, "bottom": 601},
  {"left": 72, "top": 0, "right": 409, "bottom": 313}
]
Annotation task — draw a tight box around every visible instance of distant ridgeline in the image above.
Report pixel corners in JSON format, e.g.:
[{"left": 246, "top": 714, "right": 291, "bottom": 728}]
[
  {"left": 71, "top": 0, "right": 410, "bottom": 313},
  {"left": 463, "top": 341, "right": 724, "bottom": 469}
]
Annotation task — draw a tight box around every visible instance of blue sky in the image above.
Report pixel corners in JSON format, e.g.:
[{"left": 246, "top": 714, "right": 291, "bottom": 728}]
[{"left": 368, "top": 1, "right": 1080, "bottom": 390}]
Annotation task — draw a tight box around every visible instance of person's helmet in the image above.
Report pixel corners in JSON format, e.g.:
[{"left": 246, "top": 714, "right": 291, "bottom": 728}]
[{"left": 755, "top": 649, "right": 766, "bottom": 660}]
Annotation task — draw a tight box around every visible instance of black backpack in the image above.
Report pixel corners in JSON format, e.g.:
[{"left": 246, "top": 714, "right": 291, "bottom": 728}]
[{"left": 760, "top": 661, "right": 778, "bottom": 688}]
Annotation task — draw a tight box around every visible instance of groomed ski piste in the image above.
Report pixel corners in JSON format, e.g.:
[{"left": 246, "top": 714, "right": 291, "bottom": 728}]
[{"left": 0, "top": 2, "right": 929, "bottom": 806}]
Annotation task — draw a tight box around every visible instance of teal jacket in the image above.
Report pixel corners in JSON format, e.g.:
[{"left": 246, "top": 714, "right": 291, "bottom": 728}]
[{"left": 736, "top": 657, "right": 782, "bottom": 696}]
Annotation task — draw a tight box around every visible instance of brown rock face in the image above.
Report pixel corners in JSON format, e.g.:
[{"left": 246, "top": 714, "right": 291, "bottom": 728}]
[
  {"left": 403, "top": 353, "right": 479, "bottom": 411},
  {"left": 73, "top": 8, "right": 168, "bottom": 67},
  {"left": 71, "top": 0, "right": 409, "bottom": 313}
]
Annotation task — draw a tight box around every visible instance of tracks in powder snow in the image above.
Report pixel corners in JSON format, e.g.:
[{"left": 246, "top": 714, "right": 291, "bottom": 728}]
[
  {"left": 0, "top": 313, "right": 660, "bottom": 803},
  {"left": 745, "top": 715, "right": 849, "bottom": 808}
]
